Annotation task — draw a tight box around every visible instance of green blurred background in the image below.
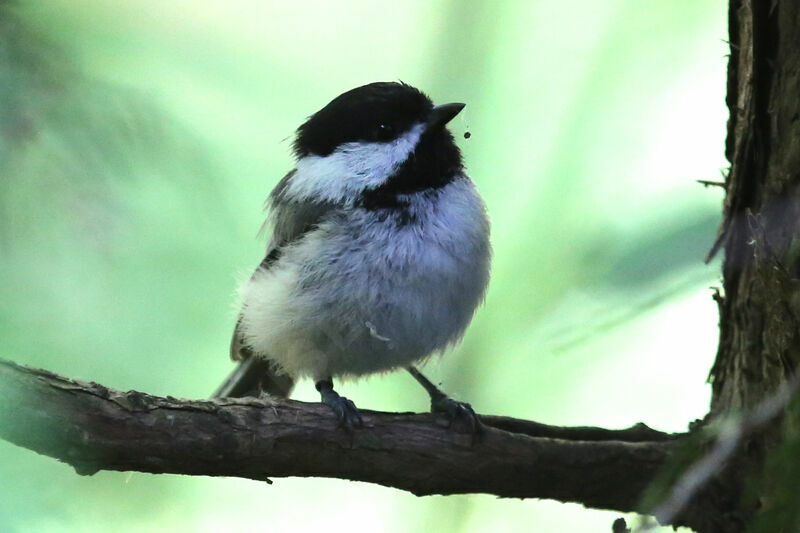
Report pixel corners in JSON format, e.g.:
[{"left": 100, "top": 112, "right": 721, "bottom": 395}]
[{"left": 0, "top": 1, "right": 727, "bottom": 531}]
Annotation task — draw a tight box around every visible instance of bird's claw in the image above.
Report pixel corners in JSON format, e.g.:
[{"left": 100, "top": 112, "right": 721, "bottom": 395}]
[
  {"left": 321, "top": 389, "right": 363, "bottom": 430},
  {"left": 431, "top": 395, "right": 483, "bottom": 434}
]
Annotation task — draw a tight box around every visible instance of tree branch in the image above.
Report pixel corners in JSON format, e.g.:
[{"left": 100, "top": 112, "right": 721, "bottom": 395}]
[{"left": 0, "top": 358, "right": 682, "bottom": 514}]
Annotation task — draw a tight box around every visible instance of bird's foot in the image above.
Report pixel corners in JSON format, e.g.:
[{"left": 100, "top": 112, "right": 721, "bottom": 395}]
[
  {"left": 431, "top": 394, "right": 483, "bottom": 434},
  {"left": 316, "top": 380, "right": 363, "bottom": 430}
]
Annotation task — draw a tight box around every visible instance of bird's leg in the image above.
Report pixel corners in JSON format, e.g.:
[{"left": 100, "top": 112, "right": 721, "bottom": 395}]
[
  {"left": 406, "top": 366, "right": 482, "bottom": 433},
  {"left": 315, "top": 378, "right": 363, "bottom": 429}
]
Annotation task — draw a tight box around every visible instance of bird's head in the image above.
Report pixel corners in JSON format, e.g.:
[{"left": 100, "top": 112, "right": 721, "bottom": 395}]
[{"left": 284, "top": 82, "right": 466, "bottom": 206}]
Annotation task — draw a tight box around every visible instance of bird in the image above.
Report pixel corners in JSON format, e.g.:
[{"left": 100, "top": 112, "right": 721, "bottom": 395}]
[{"left": 213, "top": 81, "right": 491, "bottom": 431}]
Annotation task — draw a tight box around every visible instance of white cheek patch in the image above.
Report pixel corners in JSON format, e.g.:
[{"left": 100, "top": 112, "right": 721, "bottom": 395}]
[{"left": 284, "top": 123, "right": 425, "bottom": 204}]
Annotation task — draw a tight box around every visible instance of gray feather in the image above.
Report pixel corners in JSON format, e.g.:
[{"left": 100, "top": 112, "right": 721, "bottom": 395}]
[
  {"left": 268, "top": 169, "right": 340, "bottom": 251},
  {"left": 222, "top": 169, "right": 339, "bottom": 395},
  {"left": 232, "top": 169, "right": 336, "bottom": 362}
]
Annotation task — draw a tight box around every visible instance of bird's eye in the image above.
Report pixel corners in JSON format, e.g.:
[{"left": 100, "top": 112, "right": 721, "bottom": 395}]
[{"left": 374, "top": 123, "right": 395, "bottom": 142}]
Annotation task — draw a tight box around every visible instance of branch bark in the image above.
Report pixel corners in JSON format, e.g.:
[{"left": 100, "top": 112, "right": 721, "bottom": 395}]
[{"left": 0, "top": 358, "right": 680, "bottom": 514}]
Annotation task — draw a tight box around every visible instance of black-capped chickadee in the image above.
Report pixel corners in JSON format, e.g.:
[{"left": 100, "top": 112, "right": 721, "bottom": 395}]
[{"left": 214, "top": 82, "right": 491, "bottom": 431}]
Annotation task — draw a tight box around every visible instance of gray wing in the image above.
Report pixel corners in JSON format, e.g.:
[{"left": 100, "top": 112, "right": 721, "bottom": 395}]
[
  {"left": 268, "top": 170, "right": 337, "bottom": 250},
  {"left": 229, "top": 169, "right": 338, "bottom": 362}
]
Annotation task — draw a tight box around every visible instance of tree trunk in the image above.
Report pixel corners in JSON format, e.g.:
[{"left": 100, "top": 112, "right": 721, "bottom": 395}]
[{"left": 706, "top": 0, "right": 800, "bottom": 529}]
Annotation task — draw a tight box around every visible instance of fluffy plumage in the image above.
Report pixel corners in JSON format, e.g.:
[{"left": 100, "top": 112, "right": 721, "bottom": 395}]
[
  {"left": 220, "top": 81, "right": 491, "bottom": 401},
  {"left": 238, "top": 176, "right": 490, "bottom": 379}
]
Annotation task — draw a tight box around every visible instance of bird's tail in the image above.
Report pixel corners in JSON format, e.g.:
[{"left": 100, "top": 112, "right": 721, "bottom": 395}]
[{"left": 212, "top": 356, "right": 295, "bottom": 399}]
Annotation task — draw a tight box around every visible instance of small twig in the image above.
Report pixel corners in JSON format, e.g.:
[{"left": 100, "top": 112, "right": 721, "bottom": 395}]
[
  {"left": 720, "top": 38, "right": 741, "bottom": 51},
  {"left": 696, "top": 179, "right": 727, "bottom": 189}
]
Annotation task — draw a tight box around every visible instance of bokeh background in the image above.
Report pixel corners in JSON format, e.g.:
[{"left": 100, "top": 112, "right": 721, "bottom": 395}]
[{"left": 0, "top": 1, "right": 728, "bottom": 531}]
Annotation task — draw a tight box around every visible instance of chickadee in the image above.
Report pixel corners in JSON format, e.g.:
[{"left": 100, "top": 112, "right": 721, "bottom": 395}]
[{"left": 214, "top": 82, "right": 491, "bottom": 430}]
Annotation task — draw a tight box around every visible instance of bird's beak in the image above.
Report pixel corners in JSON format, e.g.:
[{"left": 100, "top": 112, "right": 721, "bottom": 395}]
[{"left": 426, "top": 102, "right": 466, "bottom": 129}]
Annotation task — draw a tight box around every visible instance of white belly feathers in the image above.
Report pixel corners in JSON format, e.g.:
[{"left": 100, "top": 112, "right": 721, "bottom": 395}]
[{"left": 237, "top": 177, "right": 490, "bottom": 380}]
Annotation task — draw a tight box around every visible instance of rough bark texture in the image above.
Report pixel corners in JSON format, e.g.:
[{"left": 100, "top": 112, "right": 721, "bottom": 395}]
[
  {"left": 711, "top": 0, "right": 800, "bottom": 415},
  {"left": 0, "top": 358, "right": 681, "bottom": 513},
  {"left": 704, "top": 0, "right": 800, "bottom": 531}
]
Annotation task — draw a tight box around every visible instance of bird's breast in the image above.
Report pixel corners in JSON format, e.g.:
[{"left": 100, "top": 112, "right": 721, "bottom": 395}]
[
  {"left": 295, "top": 177, "right": 491, "bottom": 361},
  {"left": 239, "top": 176, "right": 490, "bottom": 378}
]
